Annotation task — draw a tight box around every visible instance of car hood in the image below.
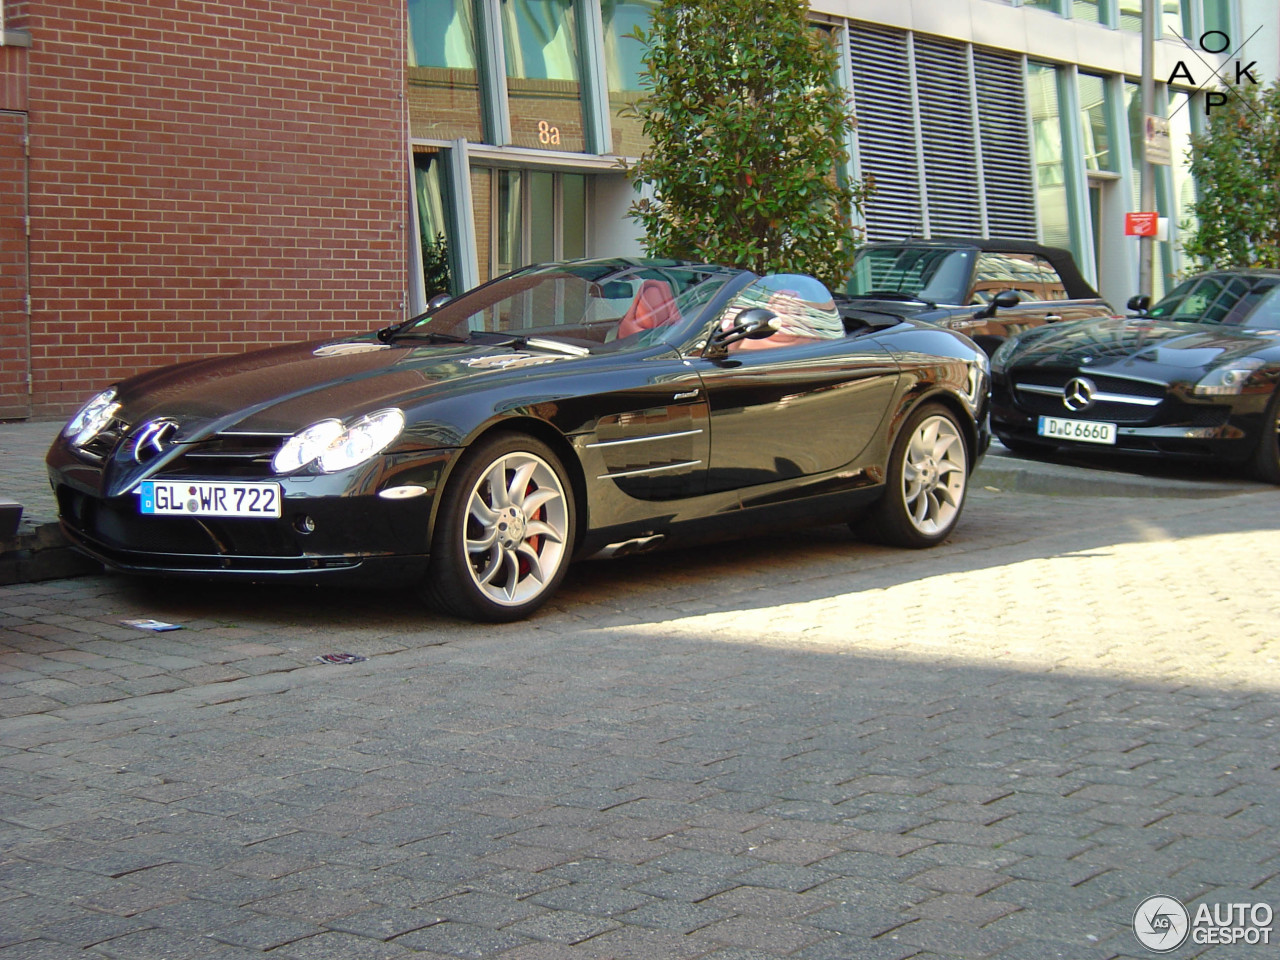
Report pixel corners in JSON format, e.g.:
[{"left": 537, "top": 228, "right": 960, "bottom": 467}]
[
  {"left": 114, "top": 336, "right": 585, "bottom": 438},
  {"left": 1006, "top": 316, "right": 1280, "bottom": 375}
]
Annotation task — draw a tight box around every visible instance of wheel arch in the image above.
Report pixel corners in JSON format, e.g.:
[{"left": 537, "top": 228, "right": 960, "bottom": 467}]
[
  {"left": 428, "top": 417, "right": 589, "bottom": 554},
  {"left": 892, "top": 386, "right": 981, "bottom": 472}
]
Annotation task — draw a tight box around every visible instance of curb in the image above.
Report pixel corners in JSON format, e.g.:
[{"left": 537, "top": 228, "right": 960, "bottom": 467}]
[{"left": 0, "top": 521, "right": 102, "bottom": 586}]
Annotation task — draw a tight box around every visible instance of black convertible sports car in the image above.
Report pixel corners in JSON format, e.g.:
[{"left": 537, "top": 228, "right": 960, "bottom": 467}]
[
  {"left": 990, "top": 268, "right": 1280, "bottom": 481},
  {"left": 48, "top": 258, "right": 990, "bottom": 621}
]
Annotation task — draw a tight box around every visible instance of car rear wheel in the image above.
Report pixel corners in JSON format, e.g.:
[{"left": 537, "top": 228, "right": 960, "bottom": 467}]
[
  {"left": 1252, "top": 389, "right": 1280, "bottom": 485},
  {"left": 422, "top": 434, "right": 575, "bottom": 622},
  {"left": 858, "top": 404, "right": 969, "bottom": 548}
]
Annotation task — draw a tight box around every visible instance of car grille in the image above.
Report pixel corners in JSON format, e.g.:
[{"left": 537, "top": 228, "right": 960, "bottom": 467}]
[
  {"left": 1010, "top": 372, "right": 1168, "bottom": 425},
  {"left": 174, "top": 431, "right": 289, "bottom": 477}
]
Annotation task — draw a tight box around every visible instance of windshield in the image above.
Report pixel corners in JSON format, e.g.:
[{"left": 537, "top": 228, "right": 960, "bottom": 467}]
[
  {"left": 847, "top": 245, "right": 976, "bottom": 304},
  {"left": 397, "top": 261, "right": 739, "bottom": 352},
  {"left": 1149, "top": 274, "right": 1280, "bottom": 326}
]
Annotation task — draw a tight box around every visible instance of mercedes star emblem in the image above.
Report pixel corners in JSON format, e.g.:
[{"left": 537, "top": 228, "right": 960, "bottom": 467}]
[
  {"left": 130, "top": 419, "right": 180, "bottom": 463},
  {"left": 1062, "top": 377, "right": 1096, "bottom": 413}
]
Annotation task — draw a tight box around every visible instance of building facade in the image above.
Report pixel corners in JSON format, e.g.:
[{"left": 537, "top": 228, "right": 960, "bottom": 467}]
[{"left": 0, "top": 0, "right": 1268, "bottom": 417}]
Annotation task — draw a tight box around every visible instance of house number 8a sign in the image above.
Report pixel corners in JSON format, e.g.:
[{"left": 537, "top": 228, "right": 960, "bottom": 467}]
[{"left": 538, "top": 121, "right": 561, "bottom": 146}]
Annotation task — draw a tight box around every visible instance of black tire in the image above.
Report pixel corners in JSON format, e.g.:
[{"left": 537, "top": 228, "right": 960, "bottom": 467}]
[
  {"left": 857, "top": 403, "right": 970, "bottom": 549},
  {"left": 1252, "top": 390, "right": 1280, "bottom": 485},
  {"left": 422, "top": 433, "right": 576, "bottom": 622}
]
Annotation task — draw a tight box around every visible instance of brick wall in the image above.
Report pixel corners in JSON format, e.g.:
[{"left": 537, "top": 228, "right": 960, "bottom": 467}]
[
  {"left": 0, "top": 110, "right": 29, "bottom": 419},
  {"left": 18, "top": 0, "right": 407, "bottom": 415},
  {"left": 0, "top": 36, "right": 30, "bottom": 419}
]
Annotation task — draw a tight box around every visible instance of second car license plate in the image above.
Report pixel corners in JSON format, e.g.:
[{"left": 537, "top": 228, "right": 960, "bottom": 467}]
[
  {"left": 139, "top": 480, "right": 281, "bottom": 518},
  {"left": 1037, "top": 416, "right": 1117, "bottom": 445}
]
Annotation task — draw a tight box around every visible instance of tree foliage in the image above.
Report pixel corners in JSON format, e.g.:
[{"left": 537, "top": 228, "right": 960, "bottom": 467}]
[
  {"left": 1183, "top": 81, "right": 1280, "bottom": 269},
  {"left": 625, "top": 0, "right": 867, "bottom": 288}
]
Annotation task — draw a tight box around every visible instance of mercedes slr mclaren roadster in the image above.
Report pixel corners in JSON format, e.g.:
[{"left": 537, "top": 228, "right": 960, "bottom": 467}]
[{"left": 48, "top": 259, "right": 990, "bottom": 621}]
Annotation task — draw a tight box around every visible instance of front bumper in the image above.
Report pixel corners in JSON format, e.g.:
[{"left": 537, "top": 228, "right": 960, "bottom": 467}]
[
  {"left": 48, "top": 440, "right": 457, "bottom": 584},
  {"left": 990, "top": 395, "right": 1258, "bottom": 462}
]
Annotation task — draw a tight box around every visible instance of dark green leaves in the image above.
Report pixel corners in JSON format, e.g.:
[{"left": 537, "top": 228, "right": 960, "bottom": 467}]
[
  {"left": 1184, "top": 81, "right": 1280, "bottom": 270},
  {"left": 625, "top": 0, "right": 869, "bottom": 287}
]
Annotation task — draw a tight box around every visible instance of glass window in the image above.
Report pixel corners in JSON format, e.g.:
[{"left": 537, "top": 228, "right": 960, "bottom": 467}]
[
  {"left": 971, "top": 252, "right": 1048, "bottom": 303},
  {"left": 407, "top": 0, "right": 484, "bottom": 142},
  {"left": 1167, "top": 90, "right": 1197, "bottom": 253},
  {"left": 719, "top": 275, "right": 844, "bottom": 352},
  {"left": 1022, "top": 0, "right": 1061, "bottom": 13},
  {"left": 414, "top": 151, "right": 455, "bottom": 296},
  {"left": 1202, "top": 0, "right": 1231, "bottom": 35},
  {"left": 497, "top": 170, "right": 523, "bottom": 277},
  {"left": 399, "top": 261, "right": 739, "bottom": 352},
  {"left": 529, "top": 171, "right": 555, "bottom": 265},
  {"left": 501, "top": 0, "right": 587, "bottom": 152},
  {"left": 1078, "top": 73, "right": 1114, "bottom": 172},
  {"left": 847, "top": 245, "right": 977, "bottom": 305},
  {"left": 1037, "top": 257, "right": 1070, "bottom": 300},
  {"left": 478, "top": 169, "right": 592, "bottom": 280},
  {"left": 1028, "top": 63, "right": 1071, "bottom": 250},
  {"left": 1243, "top": 285, "right": 1280, "bottom": 330},
  {"left": 1117, "top": 0, "right": 1190, "bottom": 36},
  {"left": 1071, "top": 0, "right": 1102, "bottom": 23},
  {"left": 562, "top": 174, "right": 586, "bottom": 259},
  {"left": 602, "top": 0, "right": 655, "bottom": 157}
]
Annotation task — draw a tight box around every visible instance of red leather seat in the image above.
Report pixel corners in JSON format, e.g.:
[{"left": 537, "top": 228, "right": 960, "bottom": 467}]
[{"left": 615, "top": 280, "right": 680, "bottom": 339}]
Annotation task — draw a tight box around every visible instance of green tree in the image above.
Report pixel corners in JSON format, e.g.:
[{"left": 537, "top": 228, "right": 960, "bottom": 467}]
[
  {"left": 625, "top": 0, "right": 867, "bottom": 288},
  {"left": 1183, "top": 81, "right": 1280, "bottom": 269}
]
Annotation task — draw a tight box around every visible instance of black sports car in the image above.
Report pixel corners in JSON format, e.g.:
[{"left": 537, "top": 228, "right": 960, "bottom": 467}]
[
  {"left": 990, "top": 268, "right": 1280, "bottom": 481},
  {"left": 846, "top": 238, "right": 1116, "bottom": 354},
  {"left": 48, "top": 258, "right": 990, "bottom": 621}
]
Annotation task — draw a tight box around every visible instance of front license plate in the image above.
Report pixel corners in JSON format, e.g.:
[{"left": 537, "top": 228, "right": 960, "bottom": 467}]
[
  {"left": 138, "top": 480, "right": 282, "bottom": 518},
  {"left": 1037, "top": 416, "right": 1117, "bottom": 445}
]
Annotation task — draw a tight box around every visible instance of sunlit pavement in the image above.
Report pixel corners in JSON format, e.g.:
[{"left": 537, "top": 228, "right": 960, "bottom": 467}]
[{"left": 1, "top": 441, "right": 1278, "bottom": 958}]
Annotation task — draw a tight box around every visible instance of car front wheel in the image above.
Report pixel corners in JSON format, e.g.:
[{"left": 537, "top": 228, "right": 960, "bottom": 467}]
[
  {"left": 422, "top": 434, "right": 575, "bottom": 622},
  {"left": 1252, "top": 389, "right": 1280, "bottom": 485},
  {"left": 858, "top": 403, "right": 969, "bottom": 548}
]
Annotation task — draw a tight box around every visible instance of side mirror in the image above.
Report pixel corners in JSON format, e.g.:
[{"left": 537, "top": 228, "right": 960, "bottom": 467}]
[
  {"left": 712, "top": 308, "right": 780, "bottom": 346},
  {"left": 973, "top": 290, "right": 1021, "bottom": 320},
  {"left": 426, "top": 292, "right": 453, "bottom": 311},
  {"left": 1126, "top": 294, "right": 1151, "bottom": 316},
  {"left": 705, "top": 308, "right": 780, "bottom": 358}
]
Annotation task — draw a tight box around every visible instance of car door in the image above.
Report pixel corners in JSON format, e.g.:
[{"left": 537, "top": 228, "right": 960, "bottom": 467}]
[
  {"left": 962, "top": 251, "right": 1103, "bottom": 338},
  {"left": 688, "top": 275, "right": 901, "bottom": 494}
]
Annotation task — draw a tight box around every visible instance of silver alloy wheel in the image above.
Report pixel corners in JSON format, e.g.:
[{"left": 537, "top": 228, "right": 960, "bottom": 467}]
[
  {"left": 463, "top": 451, "right": 569, "bottom": 607},
  {"left": 901, "top": 414, "right": 967, "bottom": 535}
]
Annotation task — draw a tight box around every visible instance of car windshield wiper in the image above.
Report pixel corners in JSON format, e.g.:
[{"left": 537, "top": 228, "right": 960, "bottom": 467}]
[
  {"left": 383, "top": 327, "right": 468, "bottom": 344},
  {"left": 845, "top": 290, "right": 937, "bottom": 308},
  {"left": 465, "top": 331, "right": 590, "bottom": 357}
]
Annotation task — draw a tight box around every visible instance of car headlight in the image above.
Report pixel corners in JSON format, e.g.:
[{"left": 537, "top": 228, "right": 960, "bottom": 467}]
[
  {"left": 63, "top": 387, "right": 121, "bottom": 446},
  {"left": 272, "top": 408, "right": 405, "bottom": 475},
  {"left": 988, "top": 337, "right": 1019, "bottom": 375},
  {"left": 1192, "top": 358, "right": 1265, "bottom": 396}
]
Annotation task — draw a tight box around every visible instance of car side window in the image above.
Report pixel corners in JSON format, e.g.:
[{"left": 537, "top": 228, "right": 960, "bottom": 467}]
[
  {"left": 1034, "top": 257, "right": 1069, "bottom": 301},
  {"left": 718, "top": 275, "right": 844, "bottom": 352},
  {"left": 969, "top": 252, "right": 1045, "bottom": 304}
]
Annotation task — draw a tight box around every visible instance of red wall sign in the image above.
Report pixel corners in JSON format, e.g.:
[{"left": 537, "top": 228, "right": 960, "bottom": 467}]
[{"left": 1125, "top": 212, "right": 1159, "bottom": 236}]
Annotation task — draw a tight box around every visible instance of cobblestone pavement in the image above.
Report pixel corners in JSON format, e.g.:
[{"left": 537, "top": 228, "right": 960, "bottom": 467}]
[{"left": 1, "top": 480, "right": 1279, "bottom": 959}]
